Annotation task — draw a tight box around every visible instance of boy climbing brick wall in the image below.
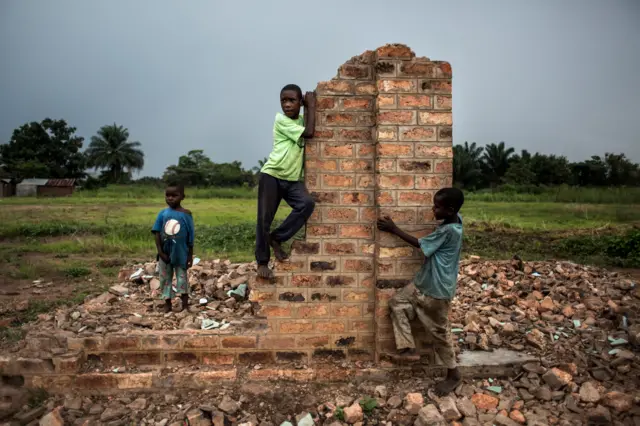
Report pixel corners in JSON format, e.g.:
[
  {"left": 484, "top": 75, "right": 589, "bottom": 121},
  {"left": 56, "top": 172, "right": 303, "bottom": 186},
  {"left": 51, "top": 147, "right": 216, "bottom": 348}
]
[{"left": 252, "top": 44, "right": 453, "bottom": 364}]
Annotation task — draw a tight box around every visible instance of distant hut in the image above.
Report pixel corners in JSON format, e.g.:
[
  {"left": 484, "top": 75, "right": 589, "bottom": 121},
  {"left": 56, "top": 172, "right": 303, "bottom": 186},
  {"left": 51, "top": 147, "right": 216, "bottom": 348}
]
[
  {"left": 16, "top": 179, "right": 76, "bottom": 197},
  {"left": 0, "top": 178, "right": 15, "bottom": 198}
]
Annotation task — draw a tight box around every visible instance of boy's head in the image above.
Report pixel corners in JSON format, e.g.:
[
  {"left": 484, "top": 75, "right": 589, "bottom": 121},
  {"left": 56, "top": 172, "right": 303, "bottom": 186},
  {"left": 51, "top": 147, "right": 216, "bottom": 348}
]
[
  {"left": 432, "top": 188, "right": 464, "bottom": 220},
  {"left": 165, "top": 184, "right": 185, "bottom": 209},
  {"left": 280, "top": 84, "right": 303, "bottom": 119}
]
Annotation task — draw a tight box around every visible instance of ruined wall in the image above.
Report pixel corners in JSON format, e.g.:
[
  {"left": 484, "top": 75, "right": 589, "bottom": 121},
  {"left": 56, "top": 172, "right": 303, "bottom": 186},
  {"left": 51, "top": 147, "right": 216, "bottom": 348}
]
[{"left": 252, "top": 44, "right": 453, "bottom": 364}]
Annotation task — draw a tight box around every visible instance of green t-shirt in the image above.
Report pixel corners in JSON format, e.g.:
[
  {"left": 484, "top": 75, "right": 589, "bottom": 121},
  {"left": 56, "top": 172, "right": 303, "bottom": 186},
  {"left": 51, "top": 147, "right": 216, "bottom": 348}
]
[
  {"left": 260, "top": 113, "right": 306, "bottom": 182},
  {"left": 414, "top": 216, "right": 463, "bottom": 300}
]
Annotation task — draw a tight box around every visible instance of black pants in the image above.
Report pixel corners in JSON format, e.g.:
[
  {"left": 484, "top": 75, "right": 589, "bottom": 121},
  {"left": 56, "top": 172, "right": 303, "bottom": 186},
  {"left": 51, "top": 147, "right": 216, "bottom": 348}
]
[{"left": 255, "top": 173, "right": 315, "bottom": 265}]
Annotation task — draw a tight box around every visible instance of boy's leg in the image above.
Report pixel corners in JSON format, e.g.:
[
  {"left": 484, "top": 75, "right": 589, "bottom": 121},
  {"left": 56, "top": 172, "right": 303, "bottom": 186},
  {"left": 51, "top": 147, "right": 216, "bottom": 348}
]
[
  {"left": 159, "top": 260, "right": 175, "bottom": 312},
  {"left": 255, "top": 173, "right": 282, "bottom": 278},
  {"left": 174, "top": 266, "right": 189, "bottom": 312},
  {"left": 414, "top": 295, "right": 460, "bottom": 395},
  {"left": 388, "top": 284, "right": 419, "bottom": 358},
  {"left": 270, "top": 181, "right": 315, "bottom": 254}
]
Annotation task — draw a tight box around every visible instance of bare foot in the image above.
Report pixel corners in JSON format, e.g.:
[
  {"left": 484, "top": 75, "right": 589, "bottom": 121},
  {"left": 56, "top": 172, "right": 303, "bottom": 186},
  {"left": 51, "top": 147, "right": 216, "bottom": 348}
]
[
  {"left": 269, "top": 237, "right": 289, "bottom": 262},
  {"left": 434, "top": 368, "right": 461, "bottom": 396},
  {"left": 257, "top": 264, "right": 274, "bottom": 280}
]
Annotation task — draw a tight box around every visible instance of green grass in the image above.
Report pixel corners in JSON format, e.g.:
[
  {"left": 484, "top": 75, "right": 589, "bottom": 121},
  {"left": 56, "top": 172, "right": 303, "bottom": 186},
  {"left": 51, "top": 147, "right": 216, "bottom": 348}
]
[{"left": 466, "top": 186, "right": 640, "bottom": 204}]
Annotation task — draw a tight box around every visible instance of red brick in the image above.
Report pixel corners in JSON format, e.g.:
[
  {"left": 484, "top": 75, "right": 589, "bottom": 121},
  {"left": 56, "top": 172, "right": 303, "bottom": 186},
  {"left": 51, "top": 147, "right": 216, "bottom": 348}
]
[
  {"left": 311, "top": 191, "right": 338, "bottom": 204},
  {"left": 322, "top": 174, "right": 354, "bottom": 188},
  {"left": 418, "top": 111, "right": 452, "bottom": 125},
  {"left": 325, "top": 207, "right": 358, "bottom": 222},
  {"left": 376, "top": 160, "right": 396, "bottom": 172},
  {"left": 377, "top": 44, "right": 414, "bottom": 58},
  {"left": 260, "top": 305, "right": 294, "bottom": 317},
  {"left": 201, "top": 353, "right": 235, "bottom": 365},
  {"left": 360, "top": 243, "right": 375, "bottom": 255},
  {"left": 339, "top": 128, "right": 372, "bottom": 141},
  {"left": 400, "top": 62, "right": 434, "bottom": 76},
  {"left": 355, "top": 82, "right": 376, "bottom": 95},
  {"left": 399, "top": 261, "right": 423, "bottom": 274},
  {"left": 357, "top": 175, "right": 374, "bottom": 189},
  {"left": 298, "top": 305, "right": 330, "bottom": 318},
  {"left": 68, "top": 337, "right": 103, "bottom": 352},
  {"left": 317, "top": 80, "right": 354, "bottom": 95},
  {"left": 343, "top": 290, "right": 371, "bottom": 302},
  {"left": 248, "top": 368, "right": 315, "bottom": 381},
  {"left": 418, "top": 208, "right": 436, "bottom": 222},
  {"left": 340, "top": 160, "right": 372, "bottom": 172},
  {"left": 357, "top": 114, "right": 375, "bottom": 127},
  {"left": 377, "top": 175, "right": 414, "bottom": 189},
  {"left": 105, "top": 336, "right": 139, "bottom": 351},
  {"left": 341, "top": 192, "right": 371, "bottom": 205},
  {"left": 438, "top": 127, "right": 453, "bottom": 141},
  {"left": 325, "top": 113, "right": 356, "bottom": 126},
  {"left": 434, "top": 61, "right": 452, "bottom": 77},
  {"left": 313, "top": 129, "right": 335, "bottom": 139},
  {"left": 305, "top": 159, "right": 338, "bottom": 171},
  {"left": 221, "top": 336, "right": 256, "bottom": 349},
  {"left": 398, "top": 160, "right": 432, "bottom": 172},
  {"left": 342, "top": 97, "right": 373, "bottom": 110},
  {"left": 357, "top": 144, "right": 375, "bottom": 158},
  {"left": 399, "top": 191, "right": 432, "bottom": 206},
  {"left": 339, "top": 224, "right": 373, "bottom": 238},
  {"left": 165, "top": 351, "right": 198, "bottom": 366},
  {"left": 291, "top": 275, "right": 322, "bottom": 287},
  {"left": 333, "top": 304, "right": 362, "bottom": 317},
  {"left": 351, "top": 320, "right": 374, "bottom": 332},
  {"left": 323, "top": 143, "right": 354, "bottom": 157},
  {"left": 325, "top": 275, "right": 357, "bottom": 287},
  {"left": 434, "top": 95, "right": 452, "bottom": 110},
  {"left": 379, "top": 246, "right": 415, "bottom": 258},
  {"left": 379, "top": 208, "right": 417, "bottom": 224},
  {"left": 377, "top": 127, "right": 397, "bottom": 141},
  {"left": 378, "top": 143, "right": 412, "bottom": 157},
  {"left": 400, "top": 126, "right": 436, "bottom": 141},
  {"left": 325, "top": 242, "right": 356, "bottom": 255},
  {"left": 343, "top": 258, "right": 374, "bottom": 272},
  {"left": 275, "top": 260, "right": 305, "bottom": 272},
  {"left": 189, "top": 370, "right": 237, "bottom": 385},
  {"left": 308, "top": 225, "right": 337, "bottom": 236},
  {"left": 316, "top": 321, "right": 347, "bottom": 333},
  {"left": 183, "top": 335, "right": 220, "bottom": 349},
  {"left": 376, "top": 191, "right": 395, "bottom": 205},
  {"left": 377, "top": 261, "right": 394, "bottom": 274},
  {"left": 378, "top": 94, "right": 396, "bottom": 109},
  {"left": 399, "top": 95, "right": 432, "bottom": 108},
  {"left": 421, "top": 80, "right": 452, "bottom": 93},
  {"left": 239, "top": 351, "right": 275, "bottom": 364},
  {"left": 280, "top": 321, "right": 314, "bottom": 334},
  {"left": 378, "top": 111, "right": 415, "bottom": 125},
  {"left": 306, "top": 173, "right": 318, "bottom": 189},
  {"left": 360, "top": 207, "right": 377, "bottom": 222},
  {"left": 435, "top": 160, "right": 453, "bottom": 173},
  {"left": 249, "top": 289, "right": 276, "bottom": 302},
  {"left": 296, "top": 335, "right": 330, "bottom": 348},
  {"left": 292, "top": 241, "right": 320, "bottom": 255},
  {"left": 415, "top": 145, "right": 453, "bottom": 158},
  {"left": 339, "top": 64, "right": 370, "bottom": 79},
  {"left": 377, "top": 80, "right": 416, "bottom": 93},
  {"left": 316, "top": 97, "right": 336, "bottom": 110}
]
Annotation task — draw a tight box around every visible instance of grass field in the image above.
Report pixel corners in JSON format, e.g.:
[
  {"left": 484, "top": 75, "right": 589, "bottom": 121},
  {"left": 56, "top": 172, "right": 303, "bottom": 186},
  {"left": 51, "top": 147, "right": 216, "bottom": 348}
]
[{"left": 1, "top": 186, "right": 639, "bottom": 340}]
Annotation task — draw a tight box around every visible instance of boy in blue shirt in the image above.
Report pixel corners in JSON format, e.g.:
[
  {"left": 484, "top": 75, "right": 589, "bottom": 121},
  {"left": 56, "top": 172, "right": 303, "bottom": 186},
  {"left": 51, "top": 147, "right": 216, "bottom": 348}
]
[
  {"left": 152, "top": 184, "right": 195, "bottom": 313},
  {"left": 377, "top": 187, "right": 464, "bottom": 396}
]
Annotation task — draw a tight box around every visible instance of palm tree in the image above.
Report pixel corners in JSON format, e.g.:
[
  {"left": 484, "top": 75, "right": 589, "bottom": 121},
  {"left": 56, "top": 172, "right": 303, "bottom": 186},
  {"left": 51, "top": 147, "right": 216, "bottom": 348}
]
[
  {"left": 86, "top": 124, "right": 144, "bottom": 183},
  {"left": 482, "top": 142, "right": 515, "bottom": 186},
  {"left": 453, "top": 142, "right": 484, "bottom": 189},
  {"left": 252, "top": 157, "right": 268, "bottom": 173}
]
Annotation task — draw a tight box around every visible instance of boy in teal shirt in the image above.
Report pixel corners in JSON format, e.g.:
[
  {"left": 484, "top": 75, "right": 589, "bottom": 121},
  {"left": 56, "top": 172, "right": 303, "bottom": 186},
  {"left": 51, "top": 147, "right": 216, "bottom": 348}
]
[
  {"left": 256, "top": 84, "right": 317, "bottom": 279},
  {"left": 377, "top": 187, "right": 464, "bottom": 396}
]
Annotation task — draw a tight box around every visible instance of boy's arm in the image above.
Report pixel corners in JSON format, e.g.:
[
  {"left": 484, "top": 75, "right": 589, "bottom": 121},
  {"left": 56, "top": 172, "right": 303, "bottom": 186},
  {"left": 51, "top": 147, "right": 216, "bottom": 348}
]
[
  {"left": 377, "top": 216, "right": 420, "bottom": 248},
  {"left": 186, "top": 214, "right": 195, "bottom": 268},
  {"left": 153, "top": 231, "right": 170, "bottom": 263},
  {"left": 301, "top": 91, "right": 316, "bottom": 139}
]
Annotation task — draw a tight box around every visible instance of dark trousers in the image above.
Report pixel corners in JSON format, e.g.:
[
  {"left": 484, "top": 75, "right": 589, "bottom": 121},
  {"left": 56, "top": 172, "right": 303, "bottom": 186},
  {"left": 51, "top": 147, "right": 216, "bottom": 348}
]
[{"left": 255, "top": 173, "right": 315, "bottom": 265}]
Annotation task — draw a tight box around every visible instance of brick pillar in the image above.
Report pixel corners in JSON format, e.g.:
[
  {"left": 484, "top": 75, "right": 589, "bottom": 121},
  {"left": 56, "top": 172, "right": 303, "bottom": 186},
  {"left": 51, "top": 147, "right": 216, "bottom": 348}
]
[
  {"left": 373, "top": 45, "right": 453, "bottom": 361},
  {"left": 253, "top": 44, "right": 452, "bottom": 365}
]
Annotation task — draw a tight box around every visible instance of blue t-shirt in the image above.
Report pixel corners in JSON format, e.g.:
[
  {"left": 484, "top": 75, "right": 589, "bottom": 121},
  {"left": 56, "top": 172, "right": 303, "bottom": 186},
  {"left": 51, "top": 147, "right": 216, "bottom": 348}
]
[
  {"left": 414, "top": 216, "right": 463, "bottom": 300},
  {"left": 151, "top": 208, "right": 195, "bottom": 268}
]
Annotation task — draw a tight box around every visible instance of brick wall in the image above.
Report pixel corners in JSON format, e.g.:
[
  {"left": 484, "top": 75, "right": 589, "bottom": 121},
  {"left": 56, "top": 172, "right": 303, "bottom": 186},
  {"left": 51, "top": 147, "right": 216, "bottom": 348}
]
[{"left": 254, "top": 44, "right": 452, "bottom": 363}]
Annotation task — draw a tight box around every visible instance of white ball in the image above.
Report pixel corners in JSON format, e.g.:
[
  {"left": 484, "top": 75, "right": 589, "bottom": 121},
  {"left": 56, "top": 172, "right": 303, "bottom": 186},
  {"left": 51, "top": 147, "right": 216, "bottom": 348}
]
[{"left": 164, "top": 219, "right": 181, "bottom": 236}]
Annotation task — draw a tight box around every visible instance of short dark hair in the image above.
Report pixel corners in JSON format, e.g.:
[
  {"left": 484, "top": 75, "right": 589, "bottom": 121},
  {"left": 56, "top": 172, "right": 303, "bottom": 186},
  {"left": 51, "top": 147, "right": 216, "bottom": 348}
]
[
  {"left": 281, "top": 84, "right": 303, "bottom": 100},
  {"left": 166, "top": 183, "right": 185, "bottom": 195},
  {"left": 434, "top": 187, "right": 464, "bottom": 212}
]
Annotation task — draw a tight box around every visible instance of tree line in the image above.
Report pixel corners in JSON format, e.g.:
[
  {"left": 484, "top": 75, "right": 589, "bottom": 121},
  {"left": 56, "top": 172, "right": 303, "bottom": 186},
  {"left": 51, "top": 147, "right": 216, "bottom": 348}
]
[
  {"left": 1, "top": 118, "right": 638, "bottom": 190},
  {"left": 454, "top": 142, "right": 639, "bottom": 190}
]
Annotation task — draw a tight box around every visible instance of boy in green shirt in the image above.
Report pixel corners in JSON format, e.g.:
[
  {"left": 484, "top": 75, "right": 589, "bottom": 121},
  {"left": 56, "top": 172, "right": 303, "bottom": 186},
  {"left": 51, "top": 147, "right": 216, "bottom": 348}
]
[
  {"left": 377, "top": 187, "right": 464, "bottom": 396},
  {"left": 256, "top": 84, "right": 316, "bottom": 279}
]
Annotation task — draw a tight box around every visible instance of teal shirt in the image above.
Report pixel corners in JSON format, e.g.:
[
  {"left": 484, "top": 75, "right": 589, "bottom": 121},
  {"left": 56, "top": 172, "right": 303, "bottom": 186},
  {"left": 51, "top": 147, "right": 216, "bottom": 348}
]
[
  {"left": 260, "top": 113, "right": 306, "bottom": 182},
  {"left": 414, "top": 216, "right": 463, "bottom": 300}
]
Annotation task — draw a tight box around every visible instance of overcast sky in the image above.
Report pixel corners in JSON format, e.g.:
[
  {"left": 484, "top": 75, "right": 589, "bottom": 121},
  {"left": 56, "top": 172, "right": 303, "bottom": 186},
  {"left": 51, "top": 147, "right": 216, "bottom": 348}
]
[{"left": 1, "top": 0, "right": 639, "bottom": 177}]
